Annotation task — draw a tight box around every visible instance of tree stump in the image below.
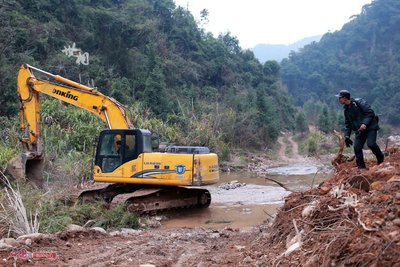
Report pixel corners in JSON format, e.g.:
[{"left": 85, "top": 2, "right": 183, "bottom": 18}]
[{"left": 331, "top": 130, "right": 354, "bottom": 169}]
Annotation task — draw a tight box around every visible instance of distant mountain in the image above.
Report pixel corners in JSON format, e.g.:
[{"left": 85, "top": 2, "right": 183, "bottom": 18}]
[{"left": 251, "top": 35, "right": 322, "bottom": 63}]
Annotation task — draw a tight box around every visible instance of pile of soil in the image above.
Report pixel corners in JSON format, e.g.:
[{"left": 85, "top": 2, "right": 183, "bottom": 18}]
[{"left": 245, "top": 146, "right": 400, "bottom": 266}]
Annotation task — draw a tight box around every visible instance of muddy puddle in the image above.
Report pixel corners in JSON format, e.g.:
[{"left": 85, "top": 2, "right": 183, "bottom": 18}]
[{"left": 162, "top": 163, "right": 332, "bottom": 229}]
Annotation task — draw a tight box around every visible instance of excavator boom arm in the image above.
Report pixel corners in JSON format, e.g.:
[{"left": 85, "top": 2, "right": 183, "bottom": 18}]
[{"left": 17, "top": 64, "right": 133, "bottom": 155}]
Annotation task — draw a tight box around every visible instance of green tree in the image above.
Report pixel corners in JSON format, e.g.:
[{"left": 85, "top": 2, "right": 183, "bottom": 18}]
[
  {"left": 200, "top": 9, "right": 209, "bottom": 25},
  {"left": 295, "top": 110, "right": 309, "bottom": 137},
  {"left": 317, "top": 104, "right": 331, "bottom": 133},
  {"left": 143, "top": 64, "right": 171, "bottom": 120},
  {"left": 255, "top": 86, "right": 280, "bottom": 143},
  {"left": 303, "top": 99, "right": 324, "bottom": 122}
]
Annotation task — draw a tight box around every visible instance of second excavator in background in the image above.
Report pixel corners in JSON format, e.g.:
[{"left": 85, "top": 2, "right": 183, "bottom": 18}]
[{"left": 8, "top": 64, "right": 219, "bottom": 212}]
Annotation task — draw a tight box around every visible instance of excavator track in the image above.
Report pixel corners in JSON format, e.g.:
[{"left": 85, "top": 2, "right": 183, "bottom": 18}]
[
  {"left": 122, "top": 188, "right": 211, "bottom": 213},
  {"left": 75, "top": 184, "right": 211, "bottom": 213}
]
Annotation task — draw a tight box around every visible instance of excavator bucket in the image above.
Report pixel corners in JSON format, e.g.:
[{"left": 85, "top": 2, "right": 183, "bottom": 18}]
[{"left": 6, "top": 154, "right": 45, "bottom": 189}]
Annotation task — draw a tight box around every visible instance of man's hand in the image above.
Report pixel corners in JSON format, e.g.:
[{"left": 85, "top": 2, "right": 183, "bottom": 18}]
[
  {"left": 358, "top": 124, "right": 367, "bottom": 131},
  {"left": 345, "top": 136, "right": 353, "bottom": 147}
]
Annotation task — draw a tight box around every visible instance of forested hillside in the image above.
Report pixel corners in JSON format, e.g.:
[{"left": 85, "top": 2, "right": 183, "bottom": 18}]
[
  {"left": 281, "top": 0, "right": 400, "bottom": 126},
  {"left": 0, "top": 0, "right": 296, "bottom": 155}
]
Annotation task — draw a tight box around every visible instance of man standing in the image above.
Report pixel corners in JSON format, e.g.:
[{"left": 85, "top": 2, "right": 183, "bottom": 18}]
[{"left": 336, "top": 90, "right": 384, "bottom": 169}]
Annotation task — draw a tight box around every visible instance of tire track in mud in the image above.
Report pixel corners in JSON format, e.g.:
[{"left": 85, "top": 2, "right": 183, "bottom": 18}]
[
  {"left": 277, "top": 134, "right": 301, "bottom": 162},
  {"left": 277, "top": 137, "right": 290, "bottom": 161},
  {"left": 288, "top": 135, "right": 302, "bottom": 160}
]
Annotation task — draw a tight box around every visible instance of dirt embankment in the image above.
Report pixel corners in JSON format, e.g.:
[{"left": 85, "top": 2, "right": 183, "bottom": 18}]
[
  {"left": 248, "top": 146, "right": 400, "bottom": 266},
  {"left": 1, "top": 147, "right": 400, "bottom": 266}
]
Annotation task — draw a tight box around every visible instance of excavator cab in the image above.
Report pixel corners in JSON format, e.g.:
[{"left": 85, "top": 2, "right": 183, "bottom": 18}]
[{"left": 95, "top": 129, "right": 152, "bottom": 173}]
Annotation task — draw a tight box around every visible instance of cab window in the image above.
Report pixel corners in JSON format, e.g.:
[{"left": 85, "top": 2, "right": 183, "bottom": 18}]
[
  {"left": 124, "top": 134, "right": 136, "bottom": 162},
  {"left": 96, "top": 132, "right": 138, "bottom": 173},
  {"left": 97, "top": 133, "right": 122, "bottom": 172}
]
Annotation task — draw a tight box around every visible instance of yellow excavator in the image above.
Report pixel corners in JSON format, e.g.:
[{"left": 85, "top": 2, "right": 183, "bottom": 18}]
[{"left": 8, "top": 64, "right": 219, "bottom": 212}]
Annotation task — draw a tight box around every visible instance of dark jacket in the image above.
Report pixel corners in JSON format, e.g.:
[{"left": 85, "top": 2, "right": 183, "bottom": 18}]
[{"left": 344, "top": 98, "right": 379, "bottom": 137}]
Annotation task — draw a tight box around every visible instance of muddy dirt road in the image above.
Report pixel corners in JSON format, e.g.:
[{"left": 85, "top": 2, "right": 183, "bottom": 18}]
[{"left": 2, "top": 227, "right": 263, "bottom": 266}]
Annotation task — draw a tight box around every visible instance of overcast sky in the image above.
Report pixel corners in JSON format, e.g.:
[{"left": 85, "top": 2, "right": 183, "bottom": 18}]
[{"left": 173, "top": 0, "right": 373, "bottom": 48}]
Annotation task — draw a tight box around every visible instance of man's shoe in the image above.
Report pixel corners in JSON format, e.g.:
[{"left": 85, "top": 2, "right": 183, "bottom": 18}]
[{"left": 377, "top": 155, "right": 384, "bottom": 165}]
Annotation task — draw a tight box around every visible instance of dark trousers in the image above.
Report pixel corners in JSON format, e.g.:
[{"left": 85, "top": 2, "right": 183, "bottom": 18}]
[{"left": 354, "top": 129, "right": 384, "bottom": 168}]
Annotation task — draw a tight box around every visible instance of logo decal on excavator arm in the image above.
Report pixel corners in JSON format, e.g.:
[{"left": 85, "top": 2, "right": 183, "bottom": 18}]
[{"left": 52, "top": 89, "right": 79, "bottom": 101}]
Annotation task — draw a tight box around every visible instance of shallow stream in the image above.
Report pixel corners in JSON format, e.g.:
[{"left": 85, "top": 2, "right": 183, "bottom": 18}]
[{"left": 162, "top": 163, "right": 332, "bottom": 229}]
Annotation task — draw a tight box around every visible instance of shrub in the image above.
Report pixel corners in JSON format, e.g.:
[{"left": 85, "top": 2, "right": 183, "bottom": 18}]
[
  {"left": 0, "top": 144, "right": 16, "bottom": 172},
  {"left": 39, "top": 200, "right": 73, "bottom": 233},
  {"left": 97, "top": 203, "right": 139, "bottom": 229},
  {"left": 50, "top": 150, "right": 93, "bottom": 185},
  {"left": 219, "top": 143, "right": 231, "bottom": 162},
  {"left": 39, "top": 200, "right": 139, "bottom": 233},
  {"left": 306, "top": 132, "right": 324, "bottom": 156}
]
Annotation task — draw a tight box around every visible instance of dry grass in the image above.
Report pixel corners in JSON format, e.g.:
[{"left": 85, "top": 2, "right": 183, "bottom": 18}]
[{"left": 0, "top": 171, "right": 40, "bottom": 236}]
